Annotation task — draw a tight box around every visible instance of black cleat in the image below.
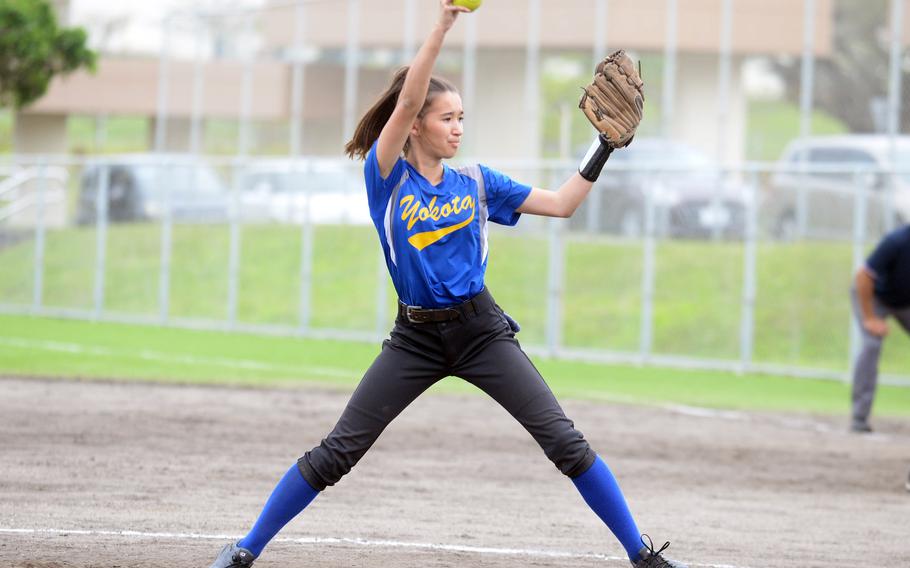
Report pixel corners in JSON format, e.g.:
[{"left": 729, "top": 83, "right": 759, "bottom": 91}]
[
  {"left": 850, "top": 420, "right": 873, "bottom": 434},
  {"left": 631, "top": 535, "right": 688, "bottom": 568},
  {"left": 209, "top": 542, "right": 256, "bottom": 568}
]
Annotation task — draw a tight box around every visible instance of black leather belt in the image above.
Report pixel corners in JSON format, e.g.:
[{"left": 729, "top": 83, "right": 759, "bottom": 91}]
[{"left": 397, "top": 287, "right": 495, "bottom": 324}]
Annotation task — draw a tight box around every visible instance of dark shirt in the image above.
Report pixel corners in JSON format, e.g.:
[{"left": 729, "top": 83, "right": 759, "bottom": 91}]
[{"left": 866, "top": 225, "right": 910, "bottom": 308}]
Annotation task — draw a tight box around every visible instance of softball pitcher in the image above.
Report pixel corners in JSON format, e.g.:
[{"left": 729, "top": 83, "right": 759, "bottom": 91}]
[{"left": 209, "top": 2, "right": 685, "bottom": 567}]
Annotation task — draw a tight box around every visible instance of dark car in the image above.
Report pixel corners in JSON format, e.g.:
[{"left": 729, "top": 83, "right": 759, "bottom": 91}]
[
  {"left": 76, "top": 155, "right": 229, "bottom": 225},
  {"left": 570, "top": 138, "right": 750, "bottom": 239}
]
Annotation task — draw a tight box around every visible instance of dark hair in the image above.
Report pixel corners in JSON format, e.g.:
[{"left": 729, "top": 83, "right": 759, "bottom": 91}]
[{"left": 344, "top": 67, "right": 459, "bottom": 160}]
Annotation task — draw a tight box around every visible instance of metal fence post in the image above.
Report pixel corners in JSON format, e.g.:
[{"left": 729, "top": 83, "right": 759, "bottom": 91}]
[
  {"left": 342, "top": 0, "right": 361, "bottom": 143},
  {"left": 586, "top": 182, "right": 601, "bottom": 234},
  {"left": 31, "top": 162, "right": 47, "bottom": 312},
  {"left": 711, "top": 1, "right": 734, "bottom": 246},
  {"left": 715, "top": 0, "right": 733, "bottom": 165},
  {"left": 796, "top": 0, "right": 816, "bottom": 239},
  {"left": 739, "top": 169, "right": 759, "bottom": 371},
  {"left": 639, "top": 175, "right": 657, "bottom": 361},
  {"left": 546, "top": 215, "right": 564, "bottom": 357},
  {"left": 848, "top": 170, "right": 869, "bottom": 377},
  {"left": 189, "top": 11, "right": 206, "bottom": 155},
  {"left": 462, "top": 8, "right": 478, "bottom": 156},
  {"left": 154, "top": 16, "right": 171, "bottom": 153},
  {"left": 885, "top": 0, "right": 904, "bottom": 232},
  {"left": 158, "top": 161, "right": 173, "bottom": 324},
  {"left": 298, "top": 163, "right": 313, "bottom": 333},
  {"left": 238, "top": 18, "right": 255, "bottom": 157},
  {"left": 524, "top": 0, "right": 542, "bottom": 163},
  {"left": 375, "top": 250, "right": 389, "bottom": 340},
  {"left": 290, "top": 0, "right": 307, "bottom": 156},
  {"left": 93, "top": 115, "right": 108, "bottom": 153},
  {"left": 93, "top": 165, "right": 109, "bottom": 320},
  {"left": 661, "top": 0, "right": 678, "bottom": 138},
  {"left": 402, "top": 0, "right": 416, "bottom": 62},
  {"left": 227, "top": 162, "right": 242, "bottom": 327},
  {"left": 592, "top": 0, "right": 608, "bottom": 63}
]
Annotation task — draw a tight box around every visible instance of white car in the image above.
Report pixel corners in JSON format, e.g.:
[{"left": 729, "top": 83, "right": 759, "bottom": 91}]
[
  {"left": 766, "top": 135, "right": 910, "bottom": 240},
  {"left": 238, "top": 159, "right": 370, "bottom": 225}
]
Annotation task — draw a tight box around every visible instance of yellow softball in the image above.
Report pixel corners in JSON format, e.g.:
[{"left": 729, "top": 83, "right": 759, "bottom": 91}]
[{"left": 453, "top": 0, "right": 482, "bottom": 11}]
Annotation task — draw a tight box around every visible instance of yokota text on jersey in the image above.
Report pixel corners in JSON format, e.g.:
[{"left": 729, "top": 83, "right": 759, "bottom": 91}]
[{"left": 399, "top": 194, "right": 476, "bottom": 250}]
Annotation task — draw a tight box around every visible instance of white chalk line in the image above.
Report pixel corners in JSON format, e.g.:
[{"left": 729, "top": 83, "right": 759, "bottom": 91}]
[
  {"left": 662, "top": 403, "right": 905, "bottom": 441},
  {"left": 0, "top": 336, "right": 360, "bottom": 380},
  {"left": 0, "top": 527, "right": 745, "bottom": 568}
]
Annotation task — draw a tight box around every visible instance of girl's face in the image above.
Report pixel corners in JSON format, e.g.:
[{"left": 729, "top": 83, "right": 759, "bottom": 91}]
[{"left": 410, "top": 91, "right": 464, "bottom": 159}]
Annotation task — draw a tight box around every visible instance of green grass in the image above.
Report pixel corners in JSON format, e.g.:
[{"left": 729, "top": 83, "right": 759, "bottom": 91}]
[
  {"left": 65, "top": 115, "right": 284, "bottom": 155},
  {"left": 12, "top": 97, "right": 845, "bottom": 160},
  {"left": 204, "top": 119, "right": 240, "bottom": 155},
  {"left": 1, "top": 313, "right": 908, "bottom": 417},
  {"left": 0, "top": 109, "right": 12, "bottom": 153},
  {"left": 68, "top": 115, "right": 150, "bottom": 155},
  {"left": 746, "top": 100, "right": 848, "bottom": 161},
  {"left": 2, "top": 223, "right": 909, "bottom": 376}
]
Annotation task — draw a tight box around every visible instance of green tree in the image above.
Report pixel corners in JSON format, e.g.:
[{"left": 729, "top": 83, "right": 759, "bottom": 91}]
[
  {"left": 770, "top": 0, "right": 909, "bottom": 133},
  {"left": 0, "top": 0, "right": 96, "bottom": 109}
]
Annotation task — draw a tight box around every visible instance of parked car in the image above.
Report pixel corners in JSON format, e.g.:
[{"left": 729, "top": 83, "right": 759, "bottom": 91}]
[
  {"left": 237, "top": 159, "right": 369, "bottom": 225},
  {"left": 570, "top": 138, "right": 751, "bottom": 238},
  {"left": 76, "top": 155, "right": 229, "bottom": 225},
  {"left": 765, "top": 135, "right": 910, "bottom": 240}
]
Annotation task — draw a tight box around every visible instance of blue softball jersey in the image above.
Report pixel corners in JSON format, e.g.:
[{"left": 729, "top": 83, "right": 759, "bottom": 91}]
[{"left": 364, "top": 141, "right": 532, "bottom": 308}]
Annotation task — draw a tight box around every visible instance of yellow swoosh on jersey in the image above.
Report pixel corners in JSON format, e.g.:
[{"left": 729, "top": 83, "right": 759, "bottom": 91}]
[
  {"left": 398, "top": 193, "right": 477, "bottom": 251},
  {"left": 407, "top": 207, "right": 475, "bottom": 250}
]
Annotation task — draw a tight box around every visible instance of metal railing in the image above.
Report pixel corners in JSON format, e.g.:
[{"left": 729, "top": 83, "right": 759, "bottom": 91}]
[{"left": 1, "top": 154, "right": 908, "bottom": 386}]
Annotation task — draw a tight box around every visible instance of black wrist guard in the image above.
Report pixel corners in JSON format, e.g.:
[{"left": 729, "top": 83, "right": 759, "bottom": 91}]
[{"left": 578, "top": 134, "right": 614, "bottom": 182}]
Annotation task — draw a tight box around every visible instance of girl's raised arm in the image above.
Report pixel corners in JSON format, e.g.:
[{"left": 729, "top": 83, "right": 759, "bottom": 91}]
[{"left": 374, "top": 0, "right": 470, "bottom": 177}]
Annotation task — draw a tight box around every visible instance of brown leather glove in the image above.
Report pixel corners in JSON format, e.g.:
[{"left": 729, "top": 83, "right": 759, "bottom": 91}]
[{"left": 578, "top": 50, "right": 644, "bottom": 149}]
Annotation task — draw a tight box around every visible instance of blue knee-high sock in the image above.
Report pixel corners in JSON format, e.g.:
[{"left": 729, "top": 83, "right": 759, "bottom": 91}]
[
  {"left": 237, "top": 464, "right": 320, "bottom": 557},
  {"left": 571, "top": 455, "right": 642, "bottom": 562}
]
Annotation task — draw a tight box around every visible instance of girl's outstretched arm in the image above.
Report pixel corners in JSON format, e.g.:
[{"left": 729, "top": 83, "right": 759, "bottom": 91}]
[
  {"left": 516, "top": 173, "right": 595, "bottom": 219},
  {"left": 517, "top": 136, "right": 615, "bottom": 218}
]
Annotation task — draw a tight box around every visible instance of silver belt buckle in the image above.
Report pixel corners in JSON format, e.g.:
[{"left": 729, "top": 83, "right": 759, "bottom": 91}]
[{"left": 406, "top": 305, "right": 423, "bottom": 324}]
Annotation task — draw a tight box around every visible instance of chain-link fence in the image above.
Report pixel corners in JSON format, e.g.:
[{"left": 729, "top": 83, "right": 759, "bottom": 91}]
[{"left": 1, "top": 154, "right": 908, "bottom": 383}]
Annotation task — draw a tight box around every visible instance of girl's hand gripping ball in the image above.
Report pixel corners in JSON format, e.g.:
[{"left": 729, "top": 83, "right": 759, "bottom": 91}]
[{"left": 453, "top": 0, "right": 482, "bottom": 11}]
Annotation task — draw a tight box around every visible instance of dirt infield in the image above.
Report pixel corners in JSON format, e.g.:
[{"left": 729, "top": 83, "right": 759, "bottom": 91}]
[{"left": 0, "top": 376, "right": 907, "bottom": 568}]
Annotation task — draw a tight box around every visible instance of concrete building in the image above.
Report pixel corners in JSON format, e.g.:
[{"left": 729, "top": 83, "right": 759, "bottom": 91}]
[{"left": 14, "top": 0, "right": 845, "bottom": 163}]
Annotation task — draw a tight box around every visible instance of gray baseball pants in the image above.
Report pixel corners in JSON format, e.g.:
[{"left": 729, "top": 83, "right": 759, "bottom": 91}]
[
  {"left": 298, "top": 288, "right": 596, "bottom": 491},
  {"left": 850, "top": 288, "right": 910, "bottom": 424}
]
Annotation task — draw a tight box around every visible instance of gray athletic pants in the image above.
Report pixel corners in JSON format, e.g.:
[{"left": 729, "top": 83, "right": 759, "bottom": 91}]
[
  {"left": 298, "top": 288, "right": 596, "bottom": 491},
  {"left": 850, "top": 288, "right": 910, "bottom": 423}
]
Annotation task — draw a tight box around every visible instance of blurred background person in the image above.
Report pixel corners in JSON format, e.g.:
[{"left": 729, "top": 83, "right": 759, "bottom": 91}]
[{"left": 850, "top": 224, "right": 910, "bottom": 433}]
